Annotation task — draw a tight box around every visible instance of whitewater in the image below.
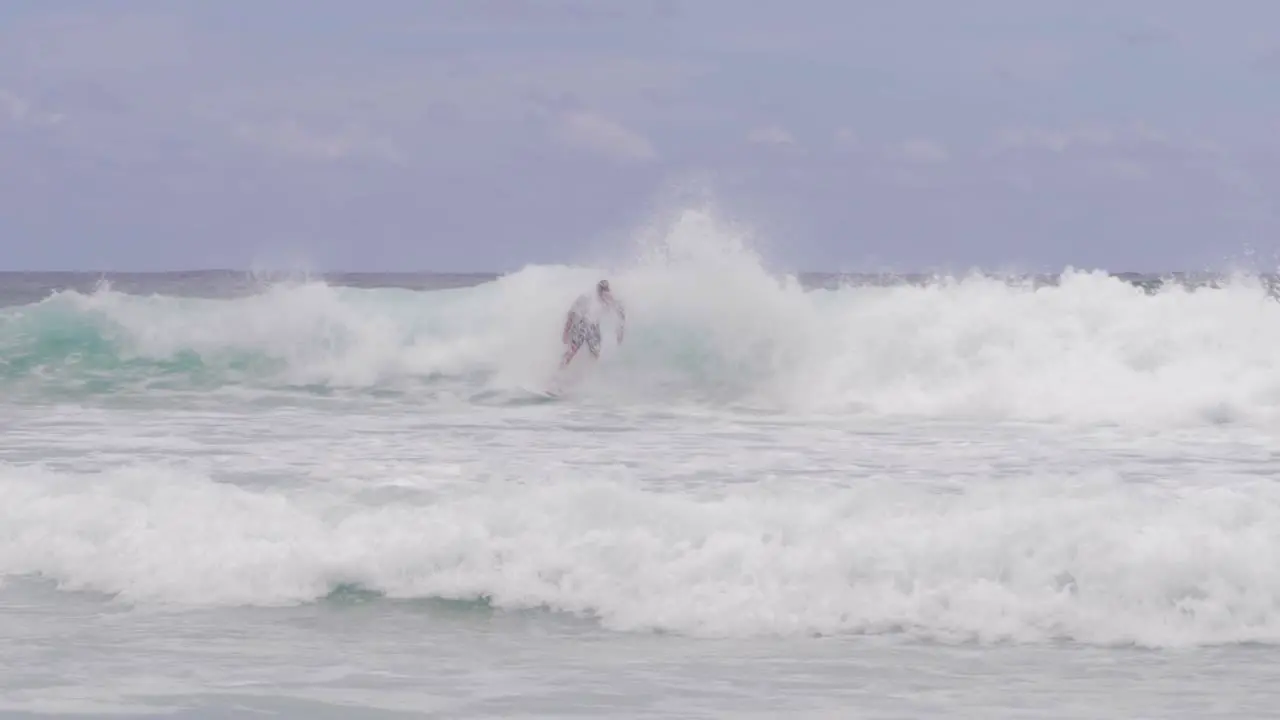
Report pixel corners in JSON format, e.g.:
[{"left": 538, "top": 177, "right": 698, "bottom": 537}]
[{"left": 3, "top": 210, "right": 1280, "bottom": 717}]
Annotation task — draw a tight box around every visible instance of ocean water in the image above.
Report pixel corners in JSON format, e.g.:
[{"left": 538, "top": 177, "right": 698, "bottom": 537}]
[{"left": 4, "top": 213, "right": 1280, "bottom": 718}]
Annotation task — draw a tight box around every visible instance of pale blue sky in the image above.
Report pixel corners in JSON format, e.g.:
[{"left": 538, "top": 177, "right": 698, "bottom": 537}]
[{"left": 1, "top": 0, "right": 1278, "bottom": 272}]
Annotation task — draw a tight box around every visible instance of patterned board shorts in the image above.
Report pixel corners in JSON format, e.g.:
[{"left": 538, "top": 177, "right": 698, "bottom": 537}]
[{"left": 567, "top": 320, "right": 602, "bottom": 355}]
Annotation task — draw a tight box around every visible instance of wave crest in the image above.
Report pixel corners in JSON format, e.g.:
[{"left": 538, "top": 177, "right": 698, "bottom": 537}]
[
  {"left": 3, "top": 461, "right": 1279, "bottom": 648},
  {"left": 5, "top": 209, "right": 1280, "bottom": 423}
]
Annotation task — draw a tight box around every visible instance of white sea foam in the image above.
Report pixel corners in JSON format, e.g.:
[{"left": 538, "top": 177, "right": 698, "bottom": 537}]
[
  {"left": 5, "top": 208, "right": 1280, "bottom": 655},
  {"left": 1, "top": 459, "right": 1278, "bottom": 648},
  {"left": 4, "top": 208, "right": 1279, "bottom": 426}
]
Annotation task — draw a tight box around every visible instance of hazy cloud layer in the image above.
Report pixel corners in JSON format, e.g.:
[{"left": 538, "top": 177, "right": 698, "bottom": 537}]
[{"left": 1, "top": 0, "right": 1278, "bottom": 272}]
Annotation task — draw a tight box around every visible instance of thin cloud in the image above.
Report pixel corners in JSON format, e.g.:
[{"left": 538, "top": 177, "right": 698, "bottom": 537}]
[
  {"left": 232, "top": 120, "right": 404, "bottom": 164},
  {"left": 833, "top": 127, "right": 859, "bottom": 152},
  {"left": 896, "top": 139, "right": 949, "bottom": 163},
  {"left": 555, "top": 110, "right": 656, "bottom": 164},
  {"left": 747, "top": 125, "right": 797, "bottom": 147},
  {"left": 988, "top": 123, "right": 1212, "bottom": 158},
  {"left": 992, "top": 126, "right": 1115, "bottom": 154},
  {"left": 1091, "top": 158, "right": 1150, "bottom": 181},
  {"left": 0, "top": 89, "right": 65, "bottom": 127}
]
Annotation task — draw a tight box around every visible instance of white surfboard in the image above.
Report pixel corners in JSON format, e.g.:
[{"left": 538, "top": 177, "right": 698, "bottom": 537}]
[{"left": 516, "top": 379, "right": 564, "bottom": 400}]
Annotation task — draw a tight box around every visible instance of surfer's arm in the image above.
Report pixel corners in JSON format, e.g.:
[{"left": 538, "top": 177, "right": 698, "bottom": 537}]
[{"left": 615, "top": 303, "right": 626, "bottom": 342}]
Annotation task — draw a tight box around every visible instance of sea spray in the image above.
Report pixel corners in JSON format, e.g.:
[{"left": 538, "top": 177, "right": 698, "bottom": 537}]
[{"left": 3, "top": 210, "right": 1280, "bottom": 423}]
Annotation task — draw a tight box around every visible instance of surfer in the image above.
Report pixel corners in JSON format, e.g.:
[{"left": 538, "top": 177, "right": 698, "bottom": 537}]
[{"left": 561, "top": 279, "right": 626, "bottom": 367}]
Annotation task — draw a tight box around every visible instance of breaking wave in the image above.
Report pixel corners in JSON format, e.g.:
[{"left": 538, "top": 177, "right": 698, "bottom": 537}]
[
  {"left": 2, "top": 460, "right": 1278, "bottom": 648},
  {"left": 5, "top": 209, "right": 1280, "bottom": 424}
]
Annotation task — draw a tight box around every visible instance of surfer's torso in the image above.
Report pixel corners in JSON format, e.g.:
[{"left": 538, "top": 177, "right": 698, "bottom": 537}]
[{"left": 569, "top": 293, "right": 612, "bottom": 326}]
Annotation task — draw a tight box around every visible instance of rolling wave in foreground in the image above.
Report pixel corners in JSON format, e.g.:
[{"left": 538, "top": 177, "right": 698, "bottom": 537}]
[{"left": 3, "top": 209, "right": 1280, "bottom": 652}]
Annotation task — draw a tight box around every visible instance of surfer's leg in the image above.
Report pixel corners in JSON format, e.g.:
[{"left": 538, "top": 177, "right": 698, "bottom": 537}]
[
  {"left": 587, "top": 325, "right": 602, "bottom": 358},
  {"left": 561, "top": 339, "right": 581, "bottom": 366},
  {"left": 562, "top": 323, "right": 585, "bottom": 366}
]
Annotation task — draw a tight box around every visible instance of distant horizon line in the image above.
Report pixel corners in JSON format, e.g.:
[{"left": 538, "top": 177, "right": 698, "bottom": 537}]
[{"left": 0, "top": 268, "right": 1248, "bottom": 278}]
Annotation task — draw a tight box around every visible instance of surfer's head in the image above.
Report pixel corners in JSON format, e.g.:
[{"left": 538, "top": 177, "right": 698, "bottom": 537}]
[{"left": 596, "top": 279, "right": 611, "bottom": 299}]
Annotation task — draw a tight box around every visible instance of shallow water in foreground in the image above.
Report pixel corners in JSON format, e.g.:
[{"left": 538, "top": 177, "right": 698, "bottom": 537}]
[{"left": 3, "top": 394, "right": 1279, "bottom": 718}]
